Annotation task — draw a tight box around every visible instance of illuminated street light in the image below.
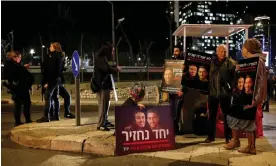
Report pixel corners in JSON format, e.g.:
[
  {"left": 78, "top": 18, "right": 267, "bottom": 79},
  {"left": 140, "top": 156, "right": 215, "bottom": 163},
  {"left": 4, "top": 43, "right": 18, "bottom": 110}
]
[
  {"left": 42, "top": 45, "right": 45, "bottom": 48},
  {"left": 30, "top": 49, "right": 35, "bottom": 55}
]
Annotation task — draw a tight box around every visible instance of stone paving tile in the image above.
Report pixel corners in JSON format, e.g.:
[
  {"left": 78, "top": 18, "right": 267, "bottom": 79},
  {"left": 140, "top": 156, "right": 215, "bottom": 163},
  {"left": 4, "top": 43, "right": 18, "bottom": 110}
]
[
  {"left": 154, "top": 151, "right": 191, "bottom": 161},
  {"left": 261, "top": 152, "right": 276, "bottom": 165}
]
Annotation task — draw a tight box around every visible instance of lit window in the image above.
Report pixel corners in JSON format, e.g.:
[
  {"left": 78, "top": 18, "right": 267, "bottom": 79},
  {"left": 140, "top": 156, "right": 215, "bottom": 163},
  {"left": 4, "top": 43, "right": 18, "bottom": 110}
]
[
  {"left": 222, "top": 14, "right": 225, "bottom": 17},
  {"left": 207, "top": 44, "right": 210, "bottom": 47},
  {"left": 208, "top": 2, "right": 212, "bottom": 5},
  {"left": 210, "top": 13, "right": 213, "bottom": 16},
  {"left": 202, "top": 43, "right": 204, "bottom": 46},
  {"left": 205, "top": 20, "right": 211, "bottom": 24},
  {"left": 216, "top": 37, "right": 218, "bottom": 39},
  {"left": 205, "top": 9, "right": 210, "bottom": 12},
  {"left": 205, "top": 17, "right": 208, "bottom": 20},
  {"left": 205, "top": 5, "right": 208, "bottom": 8},
  {"left": 222, "top": 18, "right": 225, "bottom": 21}
]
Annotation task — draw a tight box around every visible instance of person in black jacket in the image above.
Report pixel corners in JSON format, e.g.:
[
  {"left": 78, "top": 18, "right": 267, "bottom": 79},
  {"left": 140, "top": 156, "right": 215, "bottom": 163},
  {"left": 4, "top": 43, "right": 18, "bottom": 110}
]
[
  {"left": 205, "top": 44, "right": 236, "bottom": 144},
  {"left": 37, "top": 42, "right": 63, "bottom": 123},
  {"left": 49, "top": 52, "right": 75, "bottom": 121},
  {"left": 3, "top": 51, "right": 34, "bottom": 126},
  {"left": 94, "top": 42, "right": 121, "bottom": 131}
]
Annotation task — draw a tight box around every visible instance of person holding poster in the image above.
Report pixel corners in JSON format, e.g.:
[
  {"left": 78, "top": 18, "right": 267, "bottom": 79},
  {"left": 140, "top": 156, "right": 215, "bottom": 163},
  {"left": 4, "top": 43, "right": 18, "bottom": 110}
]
[
  {"left": 205, "top": 44, "right": 236, "bottom": 144},
  {"left": 225, "top": 38, "right": 267, "bottom": 155},
  {"left": 169, "top": 45, "right": 186, "bottom": 135}
]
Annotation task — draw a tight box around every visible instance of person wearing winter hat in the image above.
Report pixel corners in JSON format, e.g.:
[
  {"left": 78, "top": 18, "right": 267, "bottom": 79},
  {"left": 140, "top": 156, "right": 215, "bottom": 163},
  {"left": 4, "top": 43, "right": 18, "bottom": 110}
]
[{"left": 224, "top": 38, "right": 267, "bottom": 155}]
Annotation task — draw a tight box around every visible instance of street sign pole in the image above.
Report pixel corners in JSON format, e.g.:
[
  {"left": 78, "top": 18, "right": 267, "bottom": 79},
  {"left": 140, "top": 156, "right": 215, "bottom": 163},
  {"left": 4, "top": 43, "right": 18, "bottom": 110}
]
[
  {"left": 72, "top": 50, "right": 81, "bottom": 126},
  {"left": 75, "top": 74, "right": 81, "bottom": 126}
]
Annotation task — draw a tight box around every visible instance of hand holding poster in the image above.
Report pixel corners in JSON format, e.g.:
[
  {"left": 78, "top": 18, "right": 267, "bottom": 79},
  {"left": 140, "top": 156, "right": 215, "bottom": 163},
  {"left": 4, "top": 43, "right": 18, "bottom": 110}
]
[
  {"left": 161, "top": 60, "right": 185, "bottom": 93},
  {"left": 182, "top": 50, "right": 212, "bottom": 92},
  {"left": 231, "top": 57, "right": 259, "bottom": 106},
  {"left": 115, "top": 105, "right": 175, "bottom": 155}
]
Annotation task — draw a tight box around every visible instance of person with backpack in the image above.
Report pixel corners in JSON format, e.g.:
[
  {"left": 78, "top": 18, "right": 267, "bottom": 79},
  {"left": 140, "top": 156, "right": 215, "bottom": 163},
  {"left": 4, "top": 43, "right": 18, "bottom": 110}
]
[{"left": 94, "top": 42, "right": 121, "bottom": 131}]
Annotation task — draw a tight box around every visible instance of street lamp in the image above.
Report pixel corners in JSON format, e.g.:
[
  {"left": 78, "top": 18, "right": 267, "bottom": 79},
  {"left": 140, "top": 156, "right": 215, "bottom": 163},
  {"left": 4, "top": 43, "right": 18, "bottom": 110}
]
[
  {"left": 30, "top": 49, "right": 35, "bottom": 55},
  {"left": 107, "top": 0, "right": 115, "bottom": 63}
]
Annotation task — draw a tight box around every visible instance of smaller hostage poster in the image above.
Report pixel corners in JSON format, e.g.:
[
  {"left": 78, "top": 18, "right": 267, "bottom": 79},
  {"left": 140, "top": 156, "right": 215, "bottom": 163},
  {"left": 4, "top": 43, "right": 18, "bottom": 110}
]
[
  {"left": 161, "top": 60, "right": 185, "bottom": 93},
  {"left": 182, "top": 50, "right": 212, "bottom": 92},
  {"left": 115, "top": 105, "right": 175, "bottom": 155},
  {"left": 231, "top": 57, "right": 259, "bottom": 106}
]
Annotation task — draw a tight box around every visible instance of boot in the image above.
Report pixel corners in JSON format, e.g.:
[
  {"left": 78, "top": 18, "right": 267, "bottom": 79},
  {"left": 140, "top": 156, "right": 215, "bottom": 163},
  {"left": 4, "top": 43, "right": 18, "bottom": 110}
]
[
  {"left": 238, "top": 132, "right": 256, "bottom": 155},
  {"left": 224, "top": 129, "right": 240, "bottom": 150},
  {"left": 224, "top": 138, "right": 240, "bottom": 149}
]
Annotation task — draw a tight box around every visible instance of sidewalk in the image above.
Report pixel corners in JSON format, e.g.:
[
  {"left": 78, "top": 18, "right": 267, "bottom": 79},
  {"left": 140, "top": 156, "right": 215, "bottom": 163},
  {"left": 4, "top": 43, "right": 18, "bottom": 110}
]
[
  {"left": 1, "top": 95, "right": 159, "bottom": 106},
  {"left": 10, "top": 116, "right": 276, "bottom": 166}
]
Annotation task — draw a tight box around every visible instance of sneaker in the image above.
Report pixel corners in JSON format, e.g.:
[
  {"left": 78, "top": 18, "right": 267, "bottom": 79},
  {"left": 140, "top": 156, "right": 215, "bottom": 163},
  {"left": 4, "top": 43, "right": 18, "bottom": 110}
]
[
  {"left": 64, "top": 113, "right": 75, "bottom": 119},
  {"left": 106, "top": 122, "right": 115, "bottom": 128},
  {"left": 204, "top": 138, "right": 215, "bottom": 143},
  {"left": 26, "top": 120, "right": 33, "bottom": 123},
  {"left": 36, "top": 116, "right": 50, "bottom": 123},
  {"left": 97, "top": 126, "right": 110, "bottom": 131},
  {"left": 14, "top": 122, "right": 24, "bottom": 127}
]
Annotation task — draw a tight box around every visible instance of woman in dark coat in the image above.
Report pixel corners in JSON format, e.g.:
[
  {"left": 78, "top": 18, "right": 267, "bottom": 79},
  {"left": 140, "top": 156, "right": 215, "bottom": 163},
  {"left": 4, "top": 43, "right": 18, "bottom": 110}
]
[{"left": 94, "top": 42, "right": 120, "bottom": 131}]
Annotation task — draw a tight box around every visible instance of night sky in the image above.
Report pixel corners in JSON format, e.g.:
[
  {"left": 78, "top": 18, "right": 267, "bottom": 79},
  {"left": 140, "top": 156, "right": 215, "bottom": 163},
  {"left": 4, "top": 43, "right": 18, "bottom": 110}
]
[{"left": 2, "top": 1, "right": 276, "bottom": 57}]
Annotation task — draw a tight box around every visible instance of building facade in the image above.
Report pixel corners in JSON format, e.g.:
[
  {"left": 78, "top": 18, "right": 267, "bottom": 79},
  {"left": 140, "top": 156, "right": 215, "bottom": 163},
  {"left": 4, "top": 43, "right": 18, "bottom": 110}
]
[
  {"left": 253, "top": 16, "right": 271, "bottom": 67},
  {"left": 168, "top": 1, "right": 248, "bottom": 60}
]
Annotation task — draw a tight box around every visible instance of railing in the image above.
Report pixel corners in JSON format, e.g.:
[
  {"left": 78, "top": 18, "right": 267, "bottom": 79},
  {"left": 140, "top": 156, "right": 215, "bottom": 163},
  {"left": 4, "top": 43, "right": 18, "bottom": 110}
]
[{"left": 1, "top": 66, "right": 165, "bottom": 73}]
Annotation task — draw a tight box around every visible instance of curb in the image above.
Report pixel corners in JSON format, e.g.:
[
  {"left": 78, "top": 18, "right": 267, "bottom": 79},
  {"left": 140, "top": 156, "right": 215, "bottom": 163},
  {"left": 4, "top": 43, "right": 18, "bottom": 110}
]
[
  {"left": 1, "top": 99, "right": 11, "bottom": 104},
  {"left": 10, "top": 118, "right": 116, "bottom": 156}
]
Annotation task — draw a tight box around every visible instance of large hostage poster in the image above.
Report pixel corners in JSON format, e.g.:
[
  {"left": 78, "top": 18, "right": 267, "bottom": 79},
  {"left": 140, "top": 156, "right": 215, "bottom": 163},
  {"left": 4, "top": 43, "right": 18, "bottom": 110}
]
[
  {"left": 161, "top": 60, "right": 185, "bottom": 93},
  {"left": 231, "top": 57, "right": 259, "bottom": 106},
  {"left": 115, "top": 105, "right": 175, "bottom": 155},
  {"left": 182, "top": 50, "right": 212, "bottom": 92}
]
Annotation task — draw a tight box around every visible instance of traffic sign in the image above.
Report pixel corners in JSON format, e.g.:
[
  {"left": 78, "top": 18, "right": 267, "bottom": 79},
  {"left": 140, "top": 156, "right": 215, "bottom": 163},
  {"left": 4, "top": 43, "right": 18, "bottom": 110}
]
[{"left": 72, "top": 50, "right": 80, "bottom": 77}]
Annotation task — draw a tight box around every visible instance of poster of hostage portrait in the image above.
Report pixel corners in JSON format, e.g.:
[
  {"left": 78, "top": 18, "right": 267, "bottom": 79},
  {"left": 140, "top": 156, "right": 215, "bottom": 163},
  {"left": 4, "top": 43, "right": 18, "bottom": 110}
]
[
  {"left": 182, "top": 50, "right": 212, "bottom": 92},
  {"left": 231, "top": 57, "right": 259, "bottom": 106},
  {"left": 115, "top": 105, "right": 175, "bottom": 155},
  {"left": 161, "top": 60, "right": 185, "bottom": 93}
]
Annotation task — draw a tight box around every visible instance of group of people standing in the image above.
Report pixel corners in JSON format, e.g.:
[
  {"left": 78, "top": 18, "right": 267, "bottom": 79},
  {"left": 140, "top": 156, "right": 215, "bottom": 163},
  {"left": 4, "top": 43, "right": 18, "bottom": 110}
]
[
  {"left": 3, "top": 42, "right": 75, "bottom": 127},
  {"left": 169, "top": 38, "right": 267, "bottom": 155}
]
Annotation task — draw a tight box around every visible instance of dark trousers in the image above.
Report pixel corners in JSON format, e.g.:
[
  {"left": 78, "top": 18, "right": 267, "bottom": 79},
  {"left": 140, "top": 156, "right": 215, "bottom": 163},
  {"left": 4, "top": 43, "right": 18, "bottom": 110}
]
[
  {"left": 262, "top": 95, "right": 270, "bottom": 112},
  {"left": 12, "top": 90, "right": 32, "bottom": 124},
  {"left": 169, "top": 94, "right": 184, "bottom": 132},
  {"left": 208, "top": 96, "right": 232, "bottom": 141},
  {"left": 50, "top": 85, "right": 71, "bottom": 117},
  {"left": 97, "top": 89, "right": 110, "bottom": 127},
  {"left": 44, "top": 84, "right": 59, "bottom": 119}
]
